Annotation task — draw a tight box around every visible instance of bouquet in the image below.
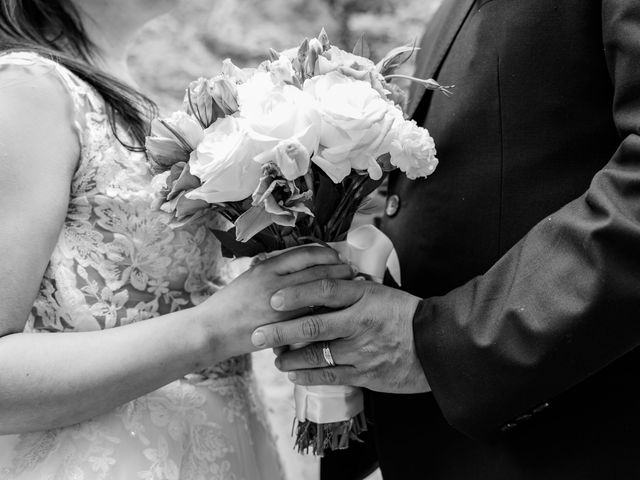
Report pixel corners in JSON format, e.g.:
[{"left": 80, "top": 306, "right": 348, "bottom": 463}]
[{"left": 146, "top": 29, "right": 451, "bottom": 455}]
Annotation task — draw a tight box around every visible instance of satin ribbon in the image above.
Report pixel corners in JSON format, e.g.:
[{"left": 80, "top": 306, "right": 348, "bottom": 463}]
[
  {"left": 295, "top": 224, "right": 400, "bottom": 423},
  {"left": 329, "top": 224, "right": 401, "bottom": 286}
]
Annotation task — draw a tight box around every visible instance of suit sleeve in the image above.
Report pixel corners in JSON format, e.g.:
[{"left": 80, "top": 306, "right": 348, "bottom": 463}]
[{"left": 412, "top": 0, "right": 640, "bottom": 438}]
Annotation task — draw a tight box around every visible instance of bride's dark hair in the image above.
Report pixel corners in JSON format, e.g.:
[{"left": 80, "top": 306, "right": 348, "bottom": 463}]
[{"left": 0, "top": 0, "right": 157, "bottom": 151}]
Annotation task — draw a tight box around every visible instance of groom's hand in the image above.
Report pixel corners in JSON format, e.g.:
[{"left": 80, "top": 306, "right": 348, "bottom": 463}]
[{"left": 251, "top": 280, "right": 431, "bottom": 394}]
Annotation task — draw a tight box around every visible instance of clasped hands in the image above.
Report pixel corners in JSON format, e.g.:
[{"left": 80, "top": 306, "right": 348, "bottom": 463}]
[{"left": 251, "top": 262, "right": 431, "bottom": 394}]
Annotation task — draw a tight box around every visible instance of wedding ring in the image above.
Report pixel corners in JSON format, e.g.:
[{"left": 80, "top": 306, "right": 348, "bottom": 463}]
[{"left": 322, "top": 342, "right": 336, "bottom": 367}]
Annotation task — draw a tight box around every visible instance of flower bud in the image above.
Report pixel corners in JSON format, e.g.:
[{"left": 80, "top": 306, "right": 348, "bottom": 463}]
[
  {"left": 269, "top": 55, "right": 296, "bottom": 85},
  {"left": 146, "top": 112, "right": 204, "bottom": 171},
  {"left": 268, "top": 48, "right": 280, "bottom": 62},
  {"left": 414, "top": 77, "right": 455, "bottom": 96},
  {"left": 297, "top": 38, "right": 310, "bottom": 77},
  {"left": 208, "top": 76, "right": 240, "bottom": 116},
  {"left": 146, "top": 136, "right": 190, "bottom": 170},
  {"left": 152, "top": 112, "right": 204, "bottom": 151},
  {"left": 309, "top": 38, "right": 323, "bottom": 56},
  {"left": 306, "top": 38, "right": 324, "bottom": 77},
  {"left": 318, "top": 28, "right": 331, "bottom": 52},
  {"left": 183, "top": 77, "right": 218, "bottom": 128},
  {"left": 297, "top": 38, "right": 310, "bottom": 63},
  {"left": 146, "top": 137, "right": 189, "bottom": 172}
]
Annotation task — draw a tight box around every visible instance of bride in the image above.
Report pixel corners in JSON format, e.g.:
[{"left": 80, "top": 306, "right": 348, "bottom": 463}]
[{"left": 0, "top": 1, "right": 354, "bottom": 478}]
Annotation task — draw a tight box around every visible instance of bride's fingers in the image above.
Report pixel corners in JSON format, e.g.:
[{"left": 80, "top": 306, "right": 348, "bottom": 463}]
[
  {"left": 262, "top": 246, "right": 344, "bottom": 275},
  {"left": 283, "top": 263, "right": 356, "bottom": 288},
  {"left": 252, "top": 311, "right": 354, "bottom": 349},
  {"left": 270, "top": 279, "right": 367, "bottom": 312}
]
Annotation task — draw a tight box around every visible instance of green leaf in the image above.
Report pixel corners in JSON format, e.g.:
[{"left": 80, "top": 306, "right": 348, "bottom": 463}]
[
  {"left": 210, "top": 229, "right": 266, "bottom": 258},
  {"left": 210, "top": 227, "right": 283, "bottom": 258}
]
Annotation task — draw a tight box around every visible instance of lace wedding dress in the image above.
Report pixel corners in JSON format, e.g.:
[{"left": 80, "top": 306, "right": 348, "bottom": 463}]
[{"left": 0, "top": 52, "right": 284, "bottom": 480}]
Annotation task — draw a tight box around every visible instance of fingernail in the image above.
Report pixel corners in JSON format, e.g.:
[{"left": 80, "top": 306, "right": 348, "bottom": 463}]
[
  {"left": 338, "top": 253, "right": 348, "bottom": 264},
  {"left": 252, "top": 330, "right": 266, "bottom": 348},
  {"left": 271, "top": 292, "right": 285, "bottom": 310},
  {"left": 274, "top": 357, "right": 282, "bottom": 370},
  {"left": 350, "top": 263, "right": 359, "bottom": 276},
  {"left": 251, "top": 253, "right": 267, "bottom": 267},
  {"left": 288, "top": 372, "right": 297, "bottom": 382}
]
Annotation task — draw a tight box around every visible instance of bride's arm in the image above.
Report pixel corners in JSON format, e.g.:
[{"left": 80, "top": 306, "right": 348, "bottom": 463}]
[{"left": 0, "top": 67, "right": 353, "bottom": 434}]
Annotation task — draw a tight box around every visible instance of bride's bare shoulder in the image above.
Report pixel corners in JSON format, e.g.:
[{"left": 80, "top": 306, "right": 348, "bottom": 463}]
[{"left": 0, "top": 53, "right": 80, "bottom": 173}]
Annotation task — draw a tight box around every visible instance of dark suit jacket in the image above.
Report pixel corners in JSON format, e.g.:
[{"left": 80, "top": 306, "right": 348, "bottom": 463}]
[{"left": 325, "top": 0, "right": 640, "bottom": 479}]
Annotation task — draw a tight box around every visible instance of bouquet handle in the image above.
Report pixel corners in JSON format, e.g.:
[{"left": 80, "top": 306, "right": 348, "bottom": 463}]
[{"left": 293, "top": 224, "right": 400, "bottom": 455}]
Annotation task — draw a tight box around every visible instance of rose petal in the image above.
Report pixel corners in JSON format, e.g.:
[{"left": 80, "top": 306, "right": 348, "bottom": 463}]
[
  {"left": 146, "top": 137, "right": 189, "bottom": 168},
  {"left": 167, "top": 163, "right": 201, "bottom": 201}
]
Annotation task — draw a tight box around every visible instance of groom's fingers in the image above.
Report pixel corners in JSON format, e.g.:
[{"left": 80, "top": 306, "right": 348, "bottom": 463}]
[
  {"left": 252, "top": 311, "right": 353, "bottom": 349},
  {"left": 287, "top": 366, "right": 359, "bottom": 387},
  {"left": 270, "top": 279, "right": 369, "bottom": 312},
  {"left": 275, "top": 339, "right": 353, "bottom": 371},
  {"left": 265, "top": 246, "right": 342, "bottom": 275}
]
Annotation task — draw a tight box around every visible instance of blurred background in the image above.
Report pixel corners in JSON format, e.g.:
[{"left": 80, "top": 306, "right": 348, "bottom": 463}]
[
  {"left": 128, "top": 0, "right": 441, "bottom": 478},
  {"left": 129, "top": 0, "right": 442, "bottom": 110}
]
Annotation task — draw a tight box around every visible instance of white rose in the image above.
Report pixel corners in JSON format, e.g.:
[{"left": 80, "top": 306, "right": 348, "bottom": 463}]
[
  {"left": 221, "top": 58, "right": 256, "bottom": 84},
  {"left": 237, "top": 70, "right": 277, "bottom": 108},
  {"left": 304, "top": 71, "right": 403, "bottom": 182},
  {"left": 389, "top": 120, "right": 439, "bottom": 180},
  {"left": 238, "top": 71, "right": 321, "bottom": 167},
  {"left": 268, "top": 55, "right": 297, "bottom": 85},
  {"left": 316, "top": 46, "right": 376, "bottom": 76},
  {"left": 187, "top": 116, "right": 262, "bottom": 203},
  {"left": 254, "top": 139, "right": 311, "bottom": 181}
]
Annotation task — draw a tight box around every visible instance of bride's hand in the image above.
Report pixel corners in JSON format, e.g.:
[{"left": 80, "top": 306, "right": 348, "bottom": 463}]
[{"left": 195, "top": 246, "right": 356, "bottom": 359}]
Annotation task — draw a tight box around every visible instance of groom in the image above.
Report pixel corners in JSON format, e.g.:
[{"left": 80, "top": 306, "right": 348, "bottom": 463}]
[{"left": 253, "top": 0, "right": 640, "bottom": 478}]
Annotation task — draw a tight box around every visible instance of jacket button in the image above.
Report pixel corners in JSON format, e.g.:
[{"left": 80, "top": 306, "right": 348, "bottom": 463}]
[
  {"left": 385, "top": 195, "right": 401, "bottom": 217},
  {"left": 500, "top": 422, "right": 518, "bottom": 433}
]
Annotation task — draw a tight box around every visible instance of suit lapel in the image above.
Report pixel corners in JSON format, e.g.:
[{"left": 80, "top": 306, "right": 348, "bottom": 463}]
[{"left": 407, "top": 0, "right": 477, "bottom": 118}]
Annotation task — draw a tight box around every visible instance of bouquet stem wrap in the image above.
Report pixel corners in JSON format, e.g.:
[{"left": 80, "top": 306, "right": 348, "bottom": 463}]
[{"left": 294, "top": 224, "right": 401, "bottom": 455}]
